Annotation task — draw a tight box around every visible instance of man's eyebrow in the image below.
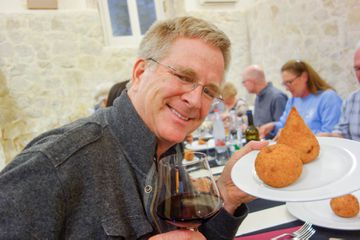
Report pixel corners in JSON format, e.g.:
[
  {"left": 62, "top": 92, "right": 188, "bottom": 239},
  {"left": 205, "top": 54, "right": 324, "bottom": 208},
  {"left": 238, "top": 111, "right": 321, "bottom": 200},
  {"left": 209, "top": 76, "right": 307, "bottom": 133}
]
[
  {"left": 174, "top": 65, "right": 199, "bottom": 80},
  {"left": 172, "top": 64, "right": 221, "bottom": 88}
]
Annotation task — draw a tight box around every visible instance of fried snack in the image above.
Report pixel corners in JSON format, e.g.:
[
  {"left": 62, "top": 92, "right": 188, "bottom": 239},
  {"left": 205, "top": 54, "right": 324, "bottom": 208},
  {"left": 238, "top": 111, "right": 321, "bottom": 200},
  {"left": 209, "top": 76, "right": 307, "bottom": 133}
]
[
  {"left": 330, "top": 194, "right": 360, "bottom": 218},
  {"left": 192, "top": 177, "right": 212, "bottom": 193},
  {"left": 198, "top": 138, "right": 207, "bottom": 145},
  {"left": 184, "top": 149, "right": 195, "bottom": 161},
  {"left": 185, "top": 134, "right": 193, "bottom": 144},
  {"left": 277, "top": 107, "right": 320, "bottom": 164},
  {"left": 255, "top": 144, "right": 303, "bottom": 188}
]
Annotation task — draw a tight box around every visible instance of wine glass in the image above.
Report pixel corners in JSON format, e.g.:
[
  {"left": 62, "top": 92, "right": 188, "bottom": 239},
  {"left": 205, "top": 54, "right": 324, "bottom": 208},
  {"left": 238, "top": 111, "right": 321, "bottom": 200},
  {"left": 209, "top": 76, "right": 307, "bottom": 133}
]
[{"left": 154, "top": 152, "right": 223, "bottom": 230}]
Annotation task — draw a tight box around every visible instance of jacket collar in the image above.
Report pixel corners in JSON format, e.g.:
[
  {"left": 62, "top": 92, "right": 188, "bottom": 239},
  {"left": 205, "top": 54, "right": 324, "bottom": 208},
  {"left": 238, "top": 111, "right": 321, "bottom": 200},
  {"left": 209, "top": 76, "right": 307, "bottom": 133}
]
[{"left": 106, "top": 92, "right": 157, "bottom": 177}]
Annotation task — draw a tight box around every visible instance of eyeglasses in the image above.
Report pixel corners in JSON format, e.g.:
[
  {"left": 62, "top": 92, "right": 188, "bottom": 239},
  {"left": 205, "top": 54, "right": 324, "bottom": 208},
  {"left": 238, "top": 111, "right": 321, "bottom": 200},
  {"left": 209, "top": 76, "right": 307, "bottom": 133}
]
[
  {"left": 242, "top": 79, "right": 250, "bottom": 84},
  {"left": 282, "top": 75, "right": 300, "bottom": 86},
  {"left": 147, "top": 58, "right": 223, "bottom": 103}
]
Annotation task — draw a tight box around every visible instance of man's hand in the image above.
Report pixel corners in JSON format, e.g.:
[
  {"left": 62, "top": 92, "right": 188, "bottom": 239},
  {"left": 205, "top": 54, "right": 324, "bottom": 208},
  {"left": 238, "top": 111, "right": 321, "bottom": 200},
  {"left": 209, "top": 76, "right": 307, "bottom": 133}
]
[
  {"left": 217, "top": 141, "right": 269, "bottom": 214},
  {"left": 317, "top": 132, "right": 343, "bottom": 138},
  {"left": 149, "top": 230, "right": 206, "bottom": 240}
]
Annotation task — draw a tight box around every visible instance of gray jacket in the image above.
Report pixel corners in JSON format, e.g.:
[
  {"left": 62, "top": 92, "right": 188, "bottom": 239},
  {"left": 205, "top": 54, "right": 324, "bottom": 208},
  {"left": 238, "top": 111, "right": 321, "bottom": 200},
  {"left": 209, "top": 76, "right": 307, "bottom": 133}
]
[{"left": 0, "top": 92, "right": 248, "bottom": 239}]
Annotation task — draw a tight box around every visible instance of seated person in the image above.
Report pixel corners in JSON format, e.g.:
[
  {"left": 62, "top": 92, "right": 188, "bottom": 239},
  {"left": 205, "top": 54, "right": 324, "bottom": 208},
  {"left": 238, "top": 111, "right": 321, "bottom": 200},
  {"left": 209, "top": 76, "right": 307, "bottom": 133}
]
[
  {"left": 210, "top": 82, "right": 248, "bottom": 133},
  {"left": 210, "top": 82, "right": 248, "bottom": 120},
  {"left": 93, "top": 83, "right": 112, "bottom": 111},
  {"left": 319, "top": 42, "right": 360, "bottom": 141},
  {"left": 105, "top": 80, "right": 130, "bottom": 107},
  {"left": 259, "top": 60, "right": 342, "bottom": 139},
  {"left": 242, "top": 65, "right": 288, "bottom": 139}
]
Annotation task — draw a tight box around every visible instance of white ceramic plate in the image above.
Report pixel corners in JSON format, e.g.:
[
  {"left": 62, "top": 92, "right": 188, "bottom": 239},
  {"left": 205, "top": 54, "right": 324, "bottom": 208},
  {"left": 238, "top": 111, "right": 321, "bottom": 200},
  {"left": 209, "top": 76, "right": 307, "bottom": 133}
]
[
  {"left": 186, "top": 138, "right": 215, "bottom": 151},
  {"left": 231, "top": 137, "right": 360, "bottom": 202},
  {"left": 286, "top": 190, "right": 360, "bottom": 230}
]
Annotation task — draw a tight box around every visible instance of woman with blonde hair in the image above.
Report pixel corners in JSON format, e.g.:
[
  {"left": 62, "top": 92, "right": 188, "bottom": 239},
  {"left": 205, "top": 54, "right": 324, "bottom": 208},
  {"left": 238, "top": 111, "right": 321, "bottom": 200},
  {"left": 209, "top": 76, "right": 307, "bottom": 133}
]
[
  {"left": 259, "top": 60, "right": 342, "bottom": 138},
  {"left": 215, "top": 82, "right": 248, "bottom": 117}
]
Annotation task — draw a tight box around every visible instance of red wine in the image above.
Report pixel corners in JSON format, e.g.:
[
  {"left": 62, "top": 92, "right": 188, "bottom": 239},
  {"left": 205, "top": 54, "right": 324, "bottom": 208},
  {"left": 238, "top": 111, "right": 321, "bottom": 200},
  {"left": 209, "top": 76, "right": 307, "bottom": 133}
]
[{"left": 156, "top": 192, "right": 221, "bottom": 228}]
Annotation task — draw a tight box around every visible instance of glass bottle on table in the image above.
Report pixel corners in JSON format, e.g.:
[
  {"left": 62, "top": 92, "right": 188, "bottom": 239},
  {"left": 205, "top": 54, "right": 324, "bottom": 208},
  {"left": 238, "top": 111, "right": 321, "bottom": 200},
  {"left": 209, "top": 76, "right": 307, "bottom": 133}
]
[
  {"left": 212, "top": 108, "right": 228, "bottom": 165},
  {"left": 245, "top": 110, "right": 259, "bottom": 143},
  {"left": 228, "top": 110, "right": 242, "bottom": 153}
]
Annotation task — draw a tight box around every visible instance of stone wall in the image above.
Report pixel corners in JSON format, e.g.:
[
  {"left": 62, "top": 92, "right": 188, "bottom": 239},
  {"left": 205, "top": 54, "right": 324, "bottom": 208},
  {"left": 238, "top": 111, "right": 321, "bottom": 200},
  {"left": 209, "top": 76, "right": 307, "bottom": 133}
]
[
  {"left": 0, "top": 10, "right": 137, "bottom": 165},
  {"left": 246, "top": 0, "right": 360, "bottom": 98}
]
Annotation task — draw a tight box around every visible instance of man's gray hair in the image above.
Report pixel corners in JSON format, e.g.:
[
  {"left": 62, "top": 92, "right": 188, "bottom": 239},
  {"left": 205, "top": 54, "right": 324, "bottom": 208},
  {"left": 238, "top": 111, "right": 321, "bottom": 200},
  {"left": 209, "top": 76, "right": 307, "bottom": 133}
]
[{"left": 138, "top": 16, "right": 231, "bottom": 71}]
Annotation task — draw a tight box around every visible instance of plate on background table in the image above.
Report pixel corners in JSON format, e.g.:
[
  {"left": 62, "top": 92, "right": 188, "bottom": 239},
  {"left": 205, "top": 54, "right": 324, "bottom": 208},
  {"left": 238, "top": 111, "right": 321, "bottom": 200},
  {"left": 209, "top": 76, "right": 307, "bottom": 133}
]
[
  {"left": 186, "top": 138, "right": 215, "bottom": 151},
  {"left": 192, "top": 133, "right": 213, "bottom": 141},
  {"left": 231, "top": 137, "right": 360, "bottom": 202},
  {"left": 286, "top": 190, "right": 360, "bottom": 230}
]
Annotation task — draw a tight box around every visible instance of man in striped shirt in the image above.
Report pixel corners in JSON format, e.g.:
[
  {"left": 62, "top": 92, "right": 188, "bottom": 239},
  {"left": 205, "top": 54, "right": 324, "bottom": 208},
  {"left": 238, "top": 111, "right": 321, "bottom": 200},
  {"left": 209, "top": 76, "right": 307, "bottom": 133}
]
[{"left": 320, "top": 42, "right": 360, "bottom": 141}]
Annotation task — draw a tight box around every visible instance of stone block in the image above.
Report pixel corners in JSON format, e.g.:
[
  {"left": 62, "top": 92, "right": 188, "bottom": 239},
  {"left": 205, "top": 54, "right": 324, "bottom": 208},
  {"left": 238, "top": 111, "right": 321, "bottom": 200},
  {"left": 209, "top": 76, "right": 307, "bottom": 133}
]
[{"left": 27, "top": 0, "right": 58, "bottom": 9}]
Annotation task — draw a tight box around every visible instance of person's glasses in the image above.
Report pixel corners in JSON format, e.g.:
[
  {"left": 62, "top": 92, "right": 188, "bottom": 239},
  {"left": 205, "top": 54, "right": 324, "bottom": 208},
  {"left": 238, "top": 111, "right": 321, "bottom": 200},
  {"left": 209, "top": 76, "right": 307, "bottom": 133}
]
[
  {"left": 282, "top": 75, "right": 300, "bottom": 86},
  {"left": 242, "top": 79, "right": 250, "bottom": 84},
  {"left": 147, "top": 58, "right": 223, "bottom": 103}
]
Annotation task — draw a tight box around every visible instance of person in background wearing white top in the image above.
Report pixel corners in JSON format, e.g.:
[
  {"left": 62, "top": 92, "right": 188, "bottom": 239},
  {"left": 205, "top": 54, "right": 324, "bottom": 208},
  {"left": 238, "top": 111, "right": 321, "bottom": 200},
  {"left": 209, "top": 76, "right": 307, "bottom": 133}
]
[{"left": 319, "top": 42, "right": 360, "bottom": 141}]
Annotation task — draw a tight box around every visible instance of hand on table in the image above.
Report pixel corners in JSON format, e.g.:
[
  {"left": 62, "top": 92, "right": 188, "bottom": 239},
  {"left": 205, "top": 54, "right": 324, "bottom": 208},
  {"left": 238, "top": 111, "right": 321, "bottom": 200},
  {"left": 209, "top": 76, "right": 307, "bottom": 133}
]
[
  {"left": 149, "top": 230, "right": 206, "bottom": 240},
  {"left": 217, "top": 140, "right": 269, "bottom": 214},
  {"left": 317, "top": 132, "right": 343, "bottom": 138},
  {"left": 259, "top": 122, "right": 275, "bottom": 139}
]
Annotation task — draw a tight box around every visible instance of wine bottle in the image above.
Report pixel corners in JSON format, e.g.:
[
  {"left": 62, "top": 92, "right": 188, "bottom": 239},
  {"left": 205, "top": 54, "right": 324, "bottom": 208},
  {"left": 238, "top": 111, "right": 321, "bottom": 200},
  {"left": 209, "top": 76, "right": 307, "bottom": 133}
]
[{"left": 245, "top": 110, "right": 259, "bottom": 143}]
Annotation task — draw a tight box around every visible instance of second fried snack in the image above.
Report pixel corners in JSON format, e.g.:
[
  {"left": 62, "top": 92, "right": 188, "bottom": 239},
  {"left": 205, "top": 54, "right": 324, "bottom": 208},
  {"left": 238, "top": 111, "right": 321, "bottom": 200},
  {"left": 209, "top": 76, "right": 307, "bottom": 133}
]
[
  {"left": 277, "top": 107, "right": 320, "bottom": 164},
  {"left": 330, "top": 194, "right": 360, "bottom": 218},
  {"left": 255, "top": 144, "right": 303, "bottom": 188},
  {"left": 198, "top": 138, "right": 207, "bottom": 145}
]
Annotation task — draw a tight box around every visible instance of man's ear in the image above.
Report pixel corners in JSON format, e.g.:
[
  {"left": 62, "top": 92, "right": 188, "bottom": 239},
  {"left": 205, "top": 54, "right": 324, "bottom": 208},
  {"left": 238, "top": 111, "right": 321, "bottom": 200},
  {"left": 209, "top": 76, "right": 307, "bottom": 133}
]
[{"left": 131, "top": 59, "right": 146, "bottom": 88}]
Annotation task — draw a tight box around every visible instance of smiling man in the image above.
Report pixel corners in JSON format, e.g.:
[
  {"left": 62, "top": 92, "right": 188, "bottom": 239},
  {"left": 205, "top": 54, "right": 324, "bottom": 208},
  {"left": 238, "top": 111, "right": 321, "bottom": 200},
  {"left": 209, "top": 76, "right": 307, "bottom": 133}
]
[{"left": 0, "top": 16, "right": 267, "bottom": 239}]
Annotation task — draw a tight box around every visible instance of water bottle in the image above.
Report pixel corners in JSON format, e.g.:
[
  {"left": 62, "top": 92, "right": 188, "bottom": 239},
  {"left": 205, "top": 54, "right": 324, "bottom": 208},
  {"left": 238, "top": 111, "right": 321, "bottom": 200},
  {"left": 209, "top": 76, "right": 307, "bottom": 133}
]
[
  {"left": 228, "top": 110, "right": 242, "bottom": 153},
  {"left": 213, "top": 109, "right": 228, "bottom": 165}
]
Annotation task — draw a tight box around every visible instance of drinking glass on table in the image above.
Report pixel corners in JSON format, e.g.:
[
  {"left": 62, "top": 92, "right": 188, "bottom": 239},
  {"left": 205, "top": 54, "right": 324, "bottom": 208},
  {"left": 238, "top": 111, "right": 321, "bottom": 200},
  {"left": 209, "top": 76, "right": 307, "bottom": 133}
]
[{"left": 154, "top": 152, "right": 222, "bottom": 230}]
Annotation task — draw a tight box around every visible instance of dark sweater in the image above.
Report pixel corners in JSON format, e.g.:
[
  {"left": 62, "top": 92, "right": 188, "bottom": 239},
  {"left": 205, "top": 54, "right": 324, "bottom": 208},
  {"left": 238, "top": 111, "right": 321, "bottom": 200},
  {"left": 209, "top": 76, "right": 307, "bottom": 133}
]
[{"left": 0, "top": 92, "right": 248, "bottom": 239}]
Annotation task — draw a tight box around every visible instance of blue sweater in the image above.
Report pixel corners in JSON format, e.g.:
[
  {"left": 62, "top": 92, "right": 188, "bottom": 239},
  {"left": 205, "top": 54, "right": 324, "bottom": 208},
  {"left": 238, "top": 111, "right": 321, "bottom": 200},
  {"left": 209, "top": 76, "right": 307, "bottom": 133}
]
[{"left": 274, "top": 90, "right": 342, "bottom": 134}]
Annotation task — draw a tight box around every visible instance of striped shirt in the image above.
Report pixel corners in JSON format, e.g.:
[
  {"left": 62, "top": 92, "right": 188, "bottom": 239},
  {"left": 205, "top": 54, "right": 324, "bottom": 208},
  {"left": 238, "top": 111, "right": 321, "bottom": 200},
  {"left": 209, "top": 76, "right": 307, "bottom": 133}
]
[{"left": 333, "top": 88, "right": 360, "bottom": 141}]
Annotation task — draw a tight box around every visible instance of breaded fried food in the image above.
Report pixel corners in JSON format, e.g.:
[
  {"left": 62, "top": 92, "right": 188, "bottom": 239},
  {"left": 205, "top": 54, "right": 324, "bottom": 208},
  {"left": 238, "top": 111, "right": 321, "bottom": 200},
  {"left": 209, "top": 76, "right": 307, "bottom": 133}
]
[
  {"left": 255, "top": 144, "right": 303, "bottom": 188},
  {"left": 330, "top": 194, "right": 360, "bottom": 218},
  {"left": 184, "top": 149, "right": 195, "bottom": 161},
  {"left": 185, "top": 134, "right": 193, "bottom": 144},
  {"left": 277, "top": 107, "right": 320, "bottom": 164},
  {"left": 198, "top": 138, "right": 207, "bottom": 145},
  {"left": 192, "top": 177, "right": 212, "bottom": 193}
]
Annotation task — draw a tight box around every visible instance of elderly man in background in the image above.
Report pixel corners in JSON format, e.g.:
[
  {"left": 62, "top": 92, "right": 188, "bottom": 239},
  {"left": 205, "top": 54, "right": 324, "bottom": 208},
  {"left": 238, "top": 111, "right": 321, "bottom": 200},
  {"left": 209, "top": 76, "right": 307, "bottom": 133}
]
[
  {"left": 319, "top": 42, "right": 360, "bottom": 141},
  {"left": 242, "top": 65, "right": 288, "bottom": 139},
  {"left": 0, "top": 16, "right": 266, "bottom": 240}
]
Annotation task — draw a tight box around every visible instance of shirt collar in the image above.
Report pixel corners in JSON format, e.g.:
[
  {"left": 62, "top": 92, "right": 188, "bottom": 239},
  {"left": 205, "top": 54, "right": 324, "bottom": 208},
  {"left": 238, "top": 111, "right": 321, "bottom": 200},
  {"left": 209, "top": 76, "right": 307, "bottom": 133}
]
[{"left": 258, "top": 82, "right": 273, "bottom": 97}]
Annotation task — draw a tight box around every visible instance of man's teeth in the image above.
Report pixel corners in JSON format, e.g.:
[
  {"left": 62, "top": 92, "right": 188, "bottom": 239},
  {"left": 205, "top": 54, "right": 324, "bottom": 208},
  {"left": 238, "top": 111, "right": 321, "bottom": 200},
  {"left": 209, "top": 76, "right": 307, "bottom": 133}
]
[{"left": 170, "top": 108, "right": 189, "bottom": 121}]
